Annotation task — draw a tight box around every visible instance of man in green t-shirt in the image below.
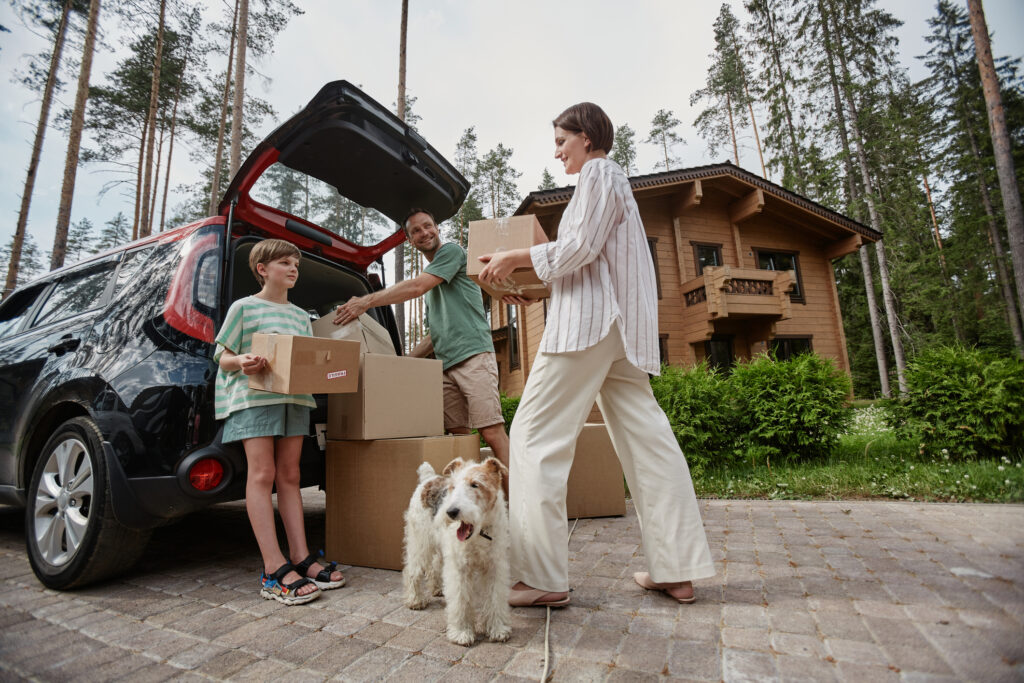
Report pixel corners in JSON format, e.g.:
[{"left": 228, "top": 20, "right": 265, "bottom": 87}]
[{"left": 334, "top": 209, "right": 509, "bottom": 476}]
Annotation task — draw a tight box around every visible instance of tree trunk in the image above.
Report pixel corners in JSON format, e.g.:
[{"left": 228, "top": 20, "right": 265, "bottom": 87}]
[
  {"left": 394, "top": 0, "right": 409, "bottom": 351},
  {"left": 148, "top": 121, "right": 165, "bottom": 236},
  {"left": 51, "top": 0, "right": 101, "bottom": 270},
  {"left": 732, "top": 44, "right": 766, "bottom": 178},
  {"left": 827, "top": 2, "right": 907, "bottom": 393},
  {"left": 139, "top": 0, "right": 166, "bottom": 239},
  {"left": 209, "top": 0, "right": 239, "bottom": 215},
  {"left": 160, "top": 79, "right": 183, "bottom": 233},
  {"left": 725, "top": 91, "right": 739, "bottom": 165},
  {"left": 5, "top": 0, "right": 72, "bottom": 295},
  {"left": 763, "top": 2, "right": 805, "bottom": 191},
  {"left": 229, "top": 0, "right": 249, "bottom": 178},
  {"left": 132, "top": 117, "right": 147, "bottom": 241},
  {"left": 817, "top": 0, "right": 890, "bottom": 396},
  {"left": 921, "top": 173, "right": 967, "bottom": 343},
  {"left": 967, "top": 0, "right": 1024, "bottom": 327}
]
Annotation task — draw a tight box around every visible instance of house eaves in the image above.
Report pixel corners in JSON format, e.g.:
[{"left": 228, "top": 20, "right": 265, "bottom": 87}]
[{"left": 513, "top": 161, "right": 882, "bottom": 242}]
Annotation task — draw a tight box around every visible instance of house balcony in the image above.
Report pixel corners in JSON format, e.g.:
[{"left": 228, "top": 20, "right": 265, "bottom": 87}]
[{"left": 680, "top": 266, "right": 795, "bottom": 343}]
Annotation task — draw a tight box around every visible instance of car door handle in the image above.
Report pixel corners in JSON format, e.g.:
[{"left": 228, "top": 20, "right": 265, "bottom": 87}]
[{"left": 47, "top": 337, "right": 81, "bottom": 355}]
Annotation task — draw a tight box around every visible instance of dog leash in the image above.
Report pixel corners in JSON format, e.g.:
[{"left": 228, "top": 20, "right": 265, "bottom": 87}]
[{"left": 540, "top": 517, "right": 580, "bottom": 682}]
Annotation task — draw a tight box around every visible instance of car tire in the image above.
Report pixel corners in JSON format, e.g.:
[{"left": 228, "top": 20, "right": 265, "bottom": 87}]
[{"left": 25, "top": 416, "right": 151, "bottom": 589}]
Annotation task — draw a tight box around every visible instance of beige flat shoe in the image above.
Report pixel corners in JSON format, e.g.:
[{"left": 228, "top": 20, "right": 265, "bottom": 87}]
[
  {"left": 508, "top": 586, "right": 570, "bottom": 607},
  {"left": 633, "top": 572, "right": 696, "bottom": 604}
]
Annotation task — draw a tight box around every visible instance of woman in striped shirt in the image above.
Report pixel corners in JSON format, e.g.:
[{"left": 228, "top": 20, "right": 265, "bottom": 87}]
[{"left": 478, "top": 103, "right": 714, "bottom": 608}]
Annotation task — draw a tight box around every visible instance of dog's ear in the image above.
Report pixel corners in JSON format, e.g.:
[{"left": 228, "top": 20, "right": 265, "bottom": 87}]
[
  {"left": 483, "top": 456, "right": 508, "bottom": 480},
  {"left": 442, "top": 457, "right": 466, "bottom": 476}
]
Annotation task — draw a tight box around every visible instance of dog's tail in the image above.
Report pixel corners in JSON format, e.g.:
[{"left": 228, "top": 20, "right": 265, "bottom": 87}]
[{"left": 416, "top": 461, "right": 437, "bottom": 484}]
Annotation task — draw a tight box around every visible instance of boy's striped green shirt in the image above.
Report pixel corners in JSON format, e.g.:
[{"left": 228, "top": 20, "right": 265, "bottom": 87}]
[{"left": 214, "top": 295, "right": 316, "bottom": 420}]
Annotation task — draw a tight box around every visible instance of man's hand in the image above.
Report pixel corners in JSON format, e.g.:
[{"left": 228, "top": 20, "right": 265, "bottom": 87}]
[
  {"left": 237, "top": 353, "right": 267, "bottom": 375},
  {"left": 334, "top": 295, "right": 372, "bottom": 325}
]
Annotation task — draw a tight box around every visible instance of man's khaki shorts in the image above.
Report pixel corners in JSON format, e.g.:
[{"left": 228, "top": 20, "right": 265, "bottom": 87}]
[{"left": 442, "top": 352, "right": 504, "bottom": 431}]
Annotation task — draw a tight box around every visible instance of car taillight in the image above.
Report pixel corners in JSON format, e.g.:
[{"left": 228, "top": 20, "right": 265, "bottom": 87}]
[
  {"left": 164, "top": 231, "right": 219, "bottom": 342},
  {"left": 188, "top": 459, "right": 224, "bottom": 491}
]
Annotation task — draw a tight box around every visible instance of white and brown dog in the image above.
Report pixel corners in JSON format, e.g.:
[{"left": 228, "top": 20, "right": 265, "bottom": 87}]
[{"left": 402, "top": 456, "right": 511, "bottom": 646}]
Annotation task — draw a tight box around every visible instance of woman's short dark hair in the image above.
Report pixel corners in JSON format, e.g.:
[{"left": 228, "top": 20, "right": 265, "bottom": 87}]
[{"left": 553, "top": 103, "right": 614, "bottom": 154}]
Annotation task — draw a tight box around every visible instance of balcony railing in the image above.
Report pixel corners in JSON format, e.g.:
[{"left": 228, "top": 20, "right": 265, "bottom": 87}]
[{"left": 680, "top": 266, "right": 795, "bottom": 342}]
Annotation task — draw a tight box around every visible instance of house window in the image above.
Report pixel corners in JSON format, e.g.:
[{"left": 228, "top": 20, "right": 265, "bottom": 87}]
[
  {"left": 647, "top": 237, "right": 662, "bottom": 299},
  {"left": 755, "top": 249, "right": 804, "bottom": 302},
  {"left": 771, "top": 336, "right": 812, "bottom": 360},
  {"left": 482, "top": 291, "right": 492, "bottom": 326},
  {"left": 692, "top": 242, "right": 723, "bottom": 275},
  {"left": 704, "top": 336, "right": 734, "bottom": 373},
  {"left": 659, "top": 334, "right": 669, "bottom": 366},
  {"left": 507, "top": 304, "right": 520, "bottom": 370}
]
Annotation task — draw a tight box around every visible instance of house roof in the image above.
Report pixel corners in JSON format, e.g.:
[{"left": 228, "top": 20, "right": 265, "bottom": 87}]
[{"left": 513, "top": 161, "right": 882, "bottom": 242}]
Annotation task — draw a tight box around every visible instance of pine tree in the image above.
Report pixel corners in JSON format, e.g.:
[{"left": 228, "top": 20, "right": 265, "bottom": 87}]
[
  {"left": 92, "top": 212, "right": 130, "bottom": 253},
  {"left": 691, "top": 3, "right": 751, "bottom": 166},
  {"left": 1, "top": 235, "right": 45, "bottom": 289},
  {"left": 446, "top": 127, "right": 484, "bottom": 248},
  {"left": 745, "top": 0, "right": 808, "bottom": 191},
  {"left": 538, "top": 168, "right": 557, "bottom": 190},
  {"left": 65, "top": 217, "right": 94, "bottom": 263},
  {"left": 477, "top": 144, "right": 522, "bottom": 218},
  {"left": 610, "top": 123, "right": 637, "bottom": 175},
  {"left": 645, "top": 109, "right": 684, "bottom": 171},
  {"left": 967, "top": 0, "right": 1024, "bottom": 331}
]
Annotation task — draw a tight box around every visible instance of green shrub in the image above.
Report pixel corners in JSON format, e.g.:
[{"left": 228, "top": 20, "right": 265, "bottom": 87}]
[
  {"left": 887, "top": 345, "right": 1024, "bottom": 460},
  {"left": 500, "top": 393, "right": 520, "bottom": 432},
  {"left": 729, "top": 353, "right": 851, "bottom": 465},
  {"left": 650, "top": 362, "right": 738, "bottom": 474}
]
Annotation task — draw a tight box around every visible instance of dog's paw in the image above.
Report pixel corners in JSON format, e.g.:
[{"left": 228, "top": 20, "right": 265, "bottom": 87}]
[
  {"left": 446, "top": 627, "right": 475, "bottom": 646},
  {"left": 404, "top": 598, "right": 430, "bottom": 610},
  {"left": 486, "top": 626, "right": 511, "bottom": 642}
]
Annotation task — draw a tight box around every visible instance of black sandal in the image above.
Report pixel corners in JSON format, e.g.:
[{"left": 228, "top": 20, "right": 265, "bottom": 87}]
[
  {"left": 295, "top": 550, "right": 346, "bottom": 590},
  {"left": 259, "top": 563, "right": 321, "bottom": 605}
]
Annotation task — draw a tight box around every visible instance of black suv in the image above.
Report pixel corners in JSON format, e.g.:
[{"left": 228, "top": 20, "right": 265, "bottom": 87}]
[{"left": 0, "top": 81, "right": 468, "bottom": 589}]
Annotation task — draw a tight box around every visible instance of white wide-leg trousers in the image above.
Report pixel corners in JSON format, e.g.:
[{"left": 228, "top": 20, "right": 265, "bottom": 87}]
[{"left": 509, "top": 324, "right": 715, "bottom": 592}]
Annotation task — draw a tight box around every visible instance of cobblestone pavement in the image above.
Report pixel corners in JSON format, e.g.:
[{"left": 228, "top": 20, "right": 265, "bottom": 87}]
[{"left": 1, "top": 494, "right": 1022, "bottom": 682}]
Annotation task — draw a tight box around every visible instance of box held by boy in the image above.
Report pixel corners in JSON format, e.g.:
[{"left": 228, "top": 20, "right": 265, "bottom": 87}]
[
  {"left": 325, "top": 434, "right": 481, "bottom": 570},
  {"left": 248, "top": 333, "right": 360, "bottom": 395},
  {"left": 311, "top": 312, "right": 396, "bottom": 355},
  {"left": 481, "top": 422, "right": 625, "bottom": 519},
  {"left": 466, "top": 214, "right": 550, "bottom": 300},
  {"left": 326, "top": 354, "right": 443, "bottom": 440}
]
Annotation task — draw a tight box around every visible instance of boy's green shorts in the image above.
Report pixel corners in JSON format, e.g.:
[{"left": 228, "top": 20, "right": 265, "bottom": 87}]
[{"left": 223, "top": 403, "right": 311, "bottom": 443}]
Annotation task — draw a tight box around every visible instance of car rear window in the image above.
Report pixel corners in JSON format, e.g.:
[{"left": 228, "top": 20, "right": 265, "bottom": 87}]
[
  {"left": 0, "top": 284, "right": 48, "bottom": 340},
  {"left": 31, "top": 259, "right": 118, "bottom": 329}
]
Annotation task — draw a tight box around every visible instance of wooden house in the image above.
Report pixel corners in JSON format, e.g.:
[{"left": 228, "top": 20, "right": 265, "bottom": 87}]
[{"left": 484, "top": 162, "right": 881, "bottom": 398}]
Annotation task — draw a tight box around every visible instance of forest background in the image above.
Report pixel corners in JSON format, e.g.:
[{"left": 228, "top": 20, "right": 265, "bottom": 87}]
[{"left": 0, "top": 0, "right": 1022, "bottom": 398}]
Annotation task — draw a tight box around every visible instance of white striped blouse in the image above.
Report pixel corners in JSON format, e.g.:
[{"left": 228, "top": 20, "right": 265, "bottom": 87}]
[{"left": 529, "top": 157, "right": 661, "bottom": 375}]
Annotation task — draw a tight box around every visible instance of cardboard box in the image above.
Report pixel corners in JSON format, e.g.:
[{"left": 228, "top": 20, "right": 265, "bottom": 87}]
[
  {"left": 311, "top": 313, "right": 397, "bottom": 355},
  {"left": 481, "top": 422, "right": 625, "bottom": 519},
  {"left": 466, "top": 215, "right": 550, "bottom": 300},
  {"left": 326, "top": 354, "right": 443, "bottom": 440},
  {"left": 248, "top": 334, "right": 360, "bottom": 395},
  {"left": 325, "top": 435, "right": 481, "bottom": 570}
]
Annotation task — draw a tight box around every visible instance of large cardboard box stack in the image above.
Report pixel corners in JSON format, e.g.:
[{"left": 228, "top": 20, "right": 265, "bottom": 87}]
[
  {"left": 466, "top": 214, "right": 550, "bottom": 300},
  {"left": 315, "top": 312, "right": 470, "bottom": 570},
  {"left": 481, "top": 423, "right": 625, "bottom": 519},
  {"left": 325, "top": 435, "right": 480, "bottom": 570}
]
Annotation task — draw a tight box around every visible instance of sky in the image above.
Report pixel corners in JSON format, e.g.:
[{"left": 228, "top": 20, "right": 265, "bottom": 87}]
[{"left": 1, "top": 0, "right": 1023, "bottom": 269}]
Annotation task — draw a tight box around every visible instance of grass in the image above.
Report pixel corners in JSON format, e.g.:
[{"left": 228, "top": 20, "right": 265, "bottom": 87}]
[{"left": 690, "top": 405, "right": 1024, "bottom": 503}]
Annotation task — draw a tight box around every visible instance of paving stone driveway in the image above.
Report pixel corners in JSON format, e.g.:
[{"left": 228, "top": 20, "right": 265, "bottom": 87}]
[{"left": 0, "top": 494, "right": 1022, "bottom": 682}]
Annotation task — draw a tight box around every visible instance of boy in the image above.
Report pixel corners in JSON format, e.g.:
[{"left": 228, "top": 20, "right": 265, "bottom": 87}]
[{"left": 215, "top": 239, "right": 345, "bottom": 605}]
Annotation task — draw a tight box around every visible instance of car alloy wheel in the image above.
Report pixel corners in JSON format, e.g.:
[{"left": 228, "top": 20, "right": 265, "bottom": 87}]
[
  {"left": 26, "top": 416, "right": 150, "bottom": 589},
  {"left": 32, "top": 434, "right": 94, "bottom": 566}
]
